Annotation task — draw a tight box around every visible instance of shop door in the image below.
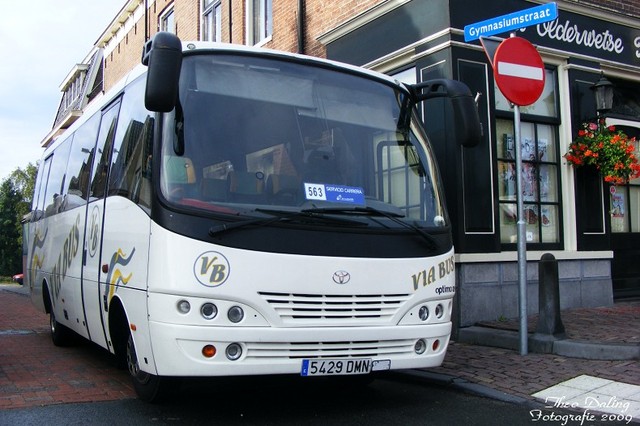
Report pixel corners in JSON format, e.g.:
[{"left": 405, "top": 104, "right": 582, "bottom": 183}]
[{"left": 607, "top": 120, "right": 640, "bottom": 298}]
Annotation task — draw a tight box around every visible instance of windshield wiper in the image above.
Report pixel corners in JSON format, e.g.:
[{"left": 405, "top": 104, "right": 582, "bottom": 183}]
[
  {"left": 301, "top": 206, "right": 439, "bottom": 250},
  {"left": 209, "top": 208, "right": 367, "bottom": 236}
]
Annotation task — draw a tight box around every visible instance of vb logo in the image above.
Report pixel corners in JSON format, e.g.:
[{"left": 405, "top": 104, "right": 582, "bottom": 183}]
[{"left": 194, "top": 251, "right": 231, "bottom": 287}]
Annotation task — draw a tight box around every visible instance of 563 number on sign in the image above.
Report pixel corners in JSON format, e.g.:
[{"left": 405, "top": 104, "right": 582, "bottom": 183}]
[{"left": 304, "top": 183, "right": 326, "bottom": 201}]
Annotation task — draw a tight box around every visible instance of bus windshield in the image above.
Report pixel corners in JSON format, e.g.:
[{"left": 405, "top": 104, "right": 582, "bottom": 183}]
[{"left": 161, "top": 53, "right": 446, "bottom": 226}]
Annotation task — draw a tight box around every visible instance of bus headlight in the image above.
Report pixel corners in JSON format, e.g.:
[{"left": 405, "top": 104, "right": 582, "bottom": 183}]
[
  {"left": 177, "top": 300, "right": 191, "bottom": 314},
  {"left": 418, "top": 305, "right": 429, "bottom": 321},
  {"left": 228, "top": 306, "right": 244, "bottom": 323},
  {"left": 414, "top": 339, "right": 427, "bottom": 355},
  {"left": 201, "top": 302, "right": 218, "bottom": 320}
]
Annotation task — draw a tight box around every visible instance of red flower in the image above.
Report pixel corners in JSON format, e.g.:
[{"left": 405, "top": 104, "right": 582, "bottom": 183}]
[{"left": 565, "top": 122, "right": 639, "bottom": 184}]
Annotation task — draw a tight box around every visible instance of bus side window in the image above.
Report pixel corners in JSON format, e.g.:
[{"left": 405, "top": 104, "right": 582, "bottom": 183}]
[
  {"left": 35, "top": 156, "right": 53, "bottom": 220},
  {"left": 31, "top": 160, "right": 47, "bottom": 221},
  {"left": 108, "top": 76, "right": 154, "bottom": 210},
  {"left": 43, "top": 138, "right": 72, "bottom": 217},
  {"left": 89, "top": 103, "right": 121, "bottom": 200},
  {"left": 61, "top": 112, "right": 101, "bottom": 211}
]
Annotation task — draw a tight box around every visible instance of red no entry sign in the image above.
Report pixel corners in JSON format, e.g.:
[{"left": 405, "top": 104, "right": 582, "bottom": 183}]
[{"left": 493, "top": 37, "right": 545, "bottom": 106}]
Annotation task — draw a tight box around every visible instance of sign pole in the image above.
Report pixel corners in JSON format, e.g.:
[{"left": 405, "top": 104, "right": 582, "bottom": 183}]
[
  {"left": 473, "top": 5, "right": 554, "bottom": 357},
  {"left": 514, "top": 102, "right": 528, "bottom": 356}
]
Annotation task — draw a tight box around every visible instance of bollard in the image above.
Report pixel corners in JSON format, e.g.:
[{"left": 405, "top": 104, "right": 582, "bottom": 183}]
[{"left": 536, "top": 253, "right": 566, "bottom": 338}]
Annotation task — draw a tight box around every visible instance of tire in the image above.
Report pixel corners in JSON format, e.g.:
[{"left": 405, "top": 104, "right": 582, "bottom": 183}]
[
  {"left": 49, "top": 303, "right": 73, "bottom": 347},
  {"left": 126, "top": 333, "right": 175, "bottom": 402}
]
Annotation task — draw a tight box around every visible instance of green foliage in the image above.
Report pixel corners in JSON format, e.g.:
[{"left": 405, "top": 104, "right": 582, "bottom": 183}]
[{"left": 0, "top": 163, "right": 37, "bottom": 275}]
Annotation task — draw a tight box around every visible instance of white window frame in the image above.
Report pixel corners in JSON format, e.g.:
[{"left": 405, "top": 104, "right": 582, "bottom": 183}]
[
  {"left": 202, "top": 0, "right": 222, "bottom": 42},
  {"left": 246, "top": 0, "right": 272, "bottom": 46},
  {"left": 159, "top": 6, "right": 176, "bottom": 34}
]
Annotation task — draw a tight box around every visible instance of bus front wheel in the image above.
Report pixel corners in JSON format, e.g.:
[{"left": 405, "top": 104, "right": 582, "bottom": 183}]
[{"left": 126, "top": 333, "right": 174, "bottom": 402}]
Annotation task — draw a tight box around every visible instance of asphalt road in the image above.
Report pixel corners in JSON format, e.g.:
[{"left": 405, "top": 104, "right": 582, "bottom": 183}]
[{"left": 1, "top": 373, "right": 632, "bottom": 426}]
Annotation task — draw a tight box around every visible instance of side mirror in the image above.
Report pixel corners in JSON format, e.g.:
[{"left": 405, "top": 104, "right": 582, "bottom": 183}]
[
  {"left": 142, "top": 32, "right": 183, "bottom": 112},
  {"left": 411, "top": 79, "right": 482, "bottom": 148}
]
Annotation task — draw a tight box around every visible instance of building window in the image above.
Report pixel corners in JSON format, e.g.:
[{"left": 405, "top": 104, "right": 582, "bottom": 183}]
[
  {"left": 247, "top": 0, "right": 272, "bottom": 45},
  {"left": 495, "top": 68, "right": 562, "bottom": 247},
  {"left": 160, "top": 6, "right": 175, "bottom": 34},
  {"left": 202, "top": 0, "right": 222, "bottom": 42},
  {"left": 607, "top": 123, "right": 640, "bottom": 233}
]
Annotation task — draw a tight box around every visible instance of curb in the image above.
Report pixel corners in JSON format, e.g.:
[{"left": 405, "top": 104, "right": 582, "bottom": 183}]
[
  {"left": 457, "top": 326, "right": 640, "bottom": 360},
  {"left": 392, "top": 370, "right": 532, "bottom": 406}
]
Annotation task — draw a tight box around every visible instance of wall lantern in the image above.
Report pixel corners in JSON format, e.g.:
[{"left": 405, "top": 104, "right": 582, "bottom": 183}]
[{"left": 591, "top": 73, "right": 614, "bottom": 114}]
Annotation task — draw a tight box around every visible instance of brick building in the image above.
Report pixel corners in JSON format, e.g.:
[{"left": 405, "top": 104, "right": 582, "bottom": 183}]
[{"left": 43, "top": 0, "right": 640, "bottom": 328}]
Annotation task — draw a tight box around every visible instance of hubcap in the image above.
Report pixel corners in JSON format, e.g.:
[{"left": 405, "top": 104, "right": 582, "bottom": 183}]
[{"left": 50, "top": 311, "right": 56, "bottom": 334}]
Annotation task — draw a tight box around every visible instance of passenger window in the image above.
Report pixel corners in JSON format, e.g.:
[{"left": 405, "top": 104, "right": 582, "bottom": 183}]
[
  {"left": 43, "top": 139, "right": 72, "bottom": 217},
  {"left": 108, "top": 76, "right": 154, "bottom": 210},
  {"left": 31, "top": 161, "right": 47, "bottom": 219},
  {"left": 34, "top": 156, "right": 52, "bottom": 219},
  {"left": 89, "top": 102, "right": 121, "bottom": 200},
  {"left": 62, "top": 112, "right": 101, "bottom": 210}
]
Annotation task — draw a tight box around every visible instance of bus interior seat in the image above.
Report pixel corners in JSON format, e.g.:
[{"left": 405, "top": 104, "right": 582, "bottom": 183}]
[
  {"left": 201, "top": 178, "right": 228, "bottom": 201},
  {"left": 164, "top": 156, "right": 197, "bottom": 199},
  {"left": 266, "top": 174, "right": 300, "bottom": 205},
  {"left": 303, "top": 148, "right": 342, "bottom": 185},
  {"left": 228, "top": 171, "right": 266, "bottom": 203}
]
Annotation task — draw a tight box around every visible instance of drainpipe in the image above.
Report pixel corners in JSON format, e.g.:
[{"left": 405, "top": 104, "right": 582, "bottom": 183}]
[
  {"left": 144, "top": 0, "right": 149, "bottom": 42},
  {"left": 297, "top": 0, "right": 305, "bottom": 54},
  {"left": 228, "top": 0, "right": 233, "bottom": 43}
]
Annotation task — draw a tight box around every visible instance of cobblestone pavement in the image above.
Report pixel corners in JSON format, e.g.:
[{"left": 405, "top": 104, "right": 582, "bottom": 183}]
[
  {"left": 477, "top": 300, "right": 640, "bottom": 344},
  {"left": 1, "top": 283, "right": 638, "bottom": 411},
  {"left": 432, "top": 342, "right": 640, "bottom": 401},
  {"left": 0, "top": 286, "right": 134, "bottom": 409}
]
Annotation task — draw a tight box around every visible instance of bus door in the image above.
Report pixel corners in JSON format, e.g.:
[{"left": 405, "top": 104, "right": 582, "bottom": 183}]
[
  {"left": 96, "top": 77, "right": 154, "bottom": 353},
  {"left": 81, "top": 101, "right": 121, "bottom": 349},
  {"left": 61, "top": 112, "right": 101, "bottom": 340}
]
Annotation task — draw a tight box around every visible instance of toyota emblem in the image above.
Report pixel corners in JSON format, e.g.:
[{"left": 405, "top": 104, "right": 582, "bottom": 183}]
[{"left": 332, "top": 270, "right": 350, "bottom": 284}]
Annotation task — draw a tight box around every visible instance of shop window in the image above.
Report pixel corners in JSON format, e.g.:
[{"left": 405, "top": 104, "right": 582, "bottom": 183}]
[
  {"left": 495, "top": 68, "right": 561, "bottom": 247},
  {"left": 247, "top": 0, "right": 272, "bottom": 46},
  {"left": 202, "top": 0, "right": 222, "bottom": 42},
  {"left": 608, "top": 124, "right": 640, "bottom": 233}
]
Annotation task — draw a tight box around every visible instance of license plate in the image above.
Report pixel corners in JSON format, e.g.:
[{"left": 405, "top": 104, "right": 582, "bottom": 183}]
[{"left": 300, "top": 358, "right": 390, "bottom": 376}]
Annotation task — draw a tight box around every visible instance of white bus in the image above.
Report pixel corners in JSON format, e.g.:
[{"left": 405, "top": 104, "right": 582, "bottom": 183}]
[{"left": 27, "top": 32, "right": 480, "bottom": 402}]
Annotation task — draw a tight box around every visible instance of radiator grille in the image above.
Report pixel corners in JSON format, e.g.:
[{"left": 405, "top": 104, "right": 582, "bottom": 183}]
[{"left": 258, "top": 292, "right": 411, "bottom": 324}]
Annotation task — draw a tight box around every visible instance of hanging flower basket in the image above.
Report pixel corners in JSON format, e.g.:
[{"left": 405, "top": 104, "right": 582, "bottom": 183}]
[{"left": 564, "top": 120, "right": 640, "bottom": 184}]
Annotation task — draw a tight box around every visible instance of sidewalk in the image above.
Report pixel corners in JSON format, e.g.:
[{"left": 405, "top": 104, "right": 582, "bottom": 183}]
[
  {"left": 1, "top": 283, "right": 639, "bottom": 421},
  {"left": 0, "top": 284, "right": 134, "bottom": 409},
  {"left": 427, "top": 299, "right": 640, "bottom": 421}
]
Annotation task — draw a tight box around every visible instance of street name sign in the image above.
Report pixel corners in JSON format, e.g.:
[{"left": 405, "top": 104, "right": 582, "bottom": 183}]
[
  {"left": 464, "top": 2, "right": 558, "bottom": 42},
  {"left": 493, "top": 36, "right": 545, "bottom": 106}
]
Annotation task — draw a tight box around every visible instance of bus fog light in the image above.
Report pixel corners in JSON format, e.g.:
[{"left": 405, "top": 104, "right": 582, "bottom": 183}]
[
  {"left": 228, "top": 306, "right": 244, "bottom": 323},
  {"left": 202, "top": 344, "right": 217, "bottom": 358},
  {"left": 435, "top": 303, "right": 444, "bottom": 319},
  {"left": 177, "top": 300, "right": 191, "bottom": 314},
  {"left": 226, "top": 343, "right": 242, "bottom": 360},
  {"left": 414, "top": 339, "right": 427, "bottom": 355},
  {"left": 201, "top": 302, "right": 218, "bottom": 320},
  {"left": 418, "top": 306, "right": 429, "bottom": 321}
]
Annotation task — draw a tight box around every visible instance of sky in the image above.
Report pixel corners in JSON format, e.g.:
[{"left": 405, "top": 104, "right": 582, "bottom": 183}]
[{"left": 0, "top": 0, "right": 126, "bottom": 182}]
